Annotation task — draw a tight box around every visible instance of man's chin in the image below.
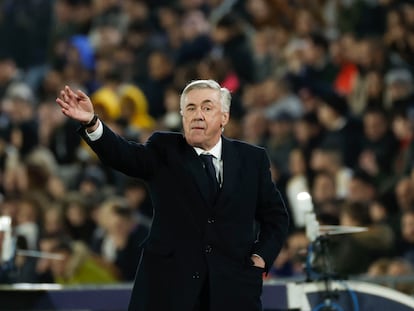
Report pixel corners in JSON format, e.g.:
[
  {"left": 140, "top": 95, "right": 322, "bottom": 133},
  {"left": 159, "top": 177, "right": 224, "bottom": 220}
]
[
  {"left": 185, "top": 134, "right": 205, "bottom": 147},
  {"left": 186, "top": 138, "right": 203, "bottom": 146}
]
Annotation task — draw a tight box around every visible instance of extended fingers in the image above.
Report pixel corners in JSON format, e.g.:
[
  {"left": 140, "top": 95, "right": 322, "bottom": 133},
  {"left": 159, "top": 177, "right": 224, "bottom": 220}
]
[
  {"left": 76, "top": 89, "right": 88, "bottom": 99},
  {"left": 60, "top": 89, "right": 68, "bottom": 102},
  {"left": 56, "top": 97, "right": 69, "bottom": 112},
  {"left": 65, "top": 85, "right": 78, "bottom": 101},
  {"left": 56, "top": 88, "right": 74, "bottom": 109}
]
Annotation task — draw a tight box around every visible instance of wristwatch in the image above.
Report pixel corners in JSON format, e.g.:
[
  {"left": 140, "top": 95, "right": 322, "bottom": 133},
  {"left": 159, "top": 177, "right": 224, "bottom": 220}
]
[{"left": 82, "top": 114, "right": 98, "bottom": 128}]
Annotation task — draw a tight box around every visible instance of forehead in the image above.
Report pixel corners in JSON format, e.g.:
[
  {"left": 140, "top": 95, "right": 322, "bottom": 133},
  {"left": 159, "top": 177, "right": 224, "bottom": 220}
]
[
  {"left": 365, "top": 111, "right": 384, "bottom": 120},
  {"left": 184, "top": 88, "right": 221, "bottom": 105},
  {"left": 403, "top": 213, "right": 414, "bottom": 223}
]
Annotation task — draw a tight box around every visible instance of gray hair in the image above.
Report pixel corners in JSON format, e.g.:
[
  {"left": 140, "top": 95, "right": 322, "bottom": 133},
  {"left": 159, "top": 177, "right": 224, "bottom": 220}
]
[{"left": 180, "top": 79, "right": 231, "bottom": 113}]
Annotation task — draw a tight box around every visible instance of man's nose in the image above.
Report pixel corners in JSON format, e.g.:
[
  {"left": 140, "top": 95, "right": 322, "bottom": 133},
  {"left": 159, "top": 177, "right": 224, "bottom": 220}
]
[{"left": 193, "top": 107, "right": 205, "bottom": 119}]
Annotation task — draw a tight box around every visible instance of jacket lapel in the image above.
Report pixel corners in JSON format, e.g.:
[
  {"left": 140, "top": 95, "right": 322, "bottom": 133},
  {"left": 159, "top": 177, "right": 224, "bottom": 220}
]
[
  {"left": 182, "top": 141, "right": 212, "bottom": 207},
  {"left": 180, "top": 136, "right": 241, "bottom": 210},
  {"left": 214, "top": 137, "right": 241, "bottom": 209},
  {"left": 164, "top": 137, "right": 209, "bottom": 235}
]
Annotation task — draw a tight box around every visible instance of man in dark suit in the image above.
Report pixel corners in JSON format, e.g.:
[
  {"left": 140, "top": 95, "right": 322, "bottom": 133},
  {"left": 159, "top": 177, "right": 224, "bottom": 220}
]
[{"left": 56, "top": 80, "right": 289, "bottom": 311}]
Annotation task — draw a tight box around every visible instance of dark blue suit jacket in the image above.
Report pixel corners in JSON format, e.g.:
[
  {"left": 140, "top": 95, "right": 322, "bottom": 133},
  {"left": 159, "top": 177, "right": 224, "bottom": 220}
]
[{"left": 80, "top": 123, "right": 289, "bottom": 311}]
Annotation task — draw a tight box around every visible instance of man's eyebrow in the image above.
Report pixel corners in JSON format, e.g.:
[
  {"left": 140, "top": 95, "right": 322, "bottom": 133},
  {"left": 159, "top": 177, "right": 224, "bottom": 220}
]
[{"left": 185, "top": 99, "right": 215, "bottom": 106}]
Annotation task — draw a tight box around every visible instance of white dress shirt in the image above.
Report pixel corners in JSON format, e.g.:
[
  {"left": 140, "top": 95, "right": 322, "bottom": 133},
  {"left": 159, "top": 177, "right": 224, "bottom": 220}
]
[
  {"left": 193, "top": 139, "right": 223, "bottom": 187},
  {"left": 86, "top": 120, "right": 104, "bottom": 141}
]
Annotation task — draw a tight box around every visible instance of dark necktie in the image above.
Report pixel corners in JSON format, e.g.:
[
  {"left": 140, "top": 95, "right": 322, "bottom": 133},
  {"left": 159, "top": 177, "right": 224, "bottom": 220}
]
[{"left": 199, "top": 154, "right": 220, "bottom": 203}]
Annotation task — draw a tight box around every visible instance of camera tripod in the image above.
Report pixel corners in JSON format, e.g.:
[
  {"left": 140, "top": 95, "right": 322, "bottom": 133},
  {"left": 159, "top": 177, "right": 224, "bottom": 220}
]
[{"left": 305, "top": 235, "right": 345, "bottom": 311}]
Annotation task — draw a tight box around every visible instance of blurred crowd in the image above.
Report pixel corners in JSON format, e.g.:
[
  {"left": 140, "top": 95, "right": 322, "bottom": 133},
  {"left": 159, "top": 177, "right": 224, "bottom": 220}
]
[{"left": 1, "top": 0, "right": 414, "bottom": 293}]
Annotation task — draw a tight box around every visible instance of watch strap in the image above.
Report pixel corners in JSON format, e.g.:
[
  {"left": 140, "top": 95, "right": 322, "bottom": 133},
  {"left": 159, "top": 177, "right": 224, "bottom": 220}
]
[{"left": 82, "top": 114, "right": 98, "bottom": 128}]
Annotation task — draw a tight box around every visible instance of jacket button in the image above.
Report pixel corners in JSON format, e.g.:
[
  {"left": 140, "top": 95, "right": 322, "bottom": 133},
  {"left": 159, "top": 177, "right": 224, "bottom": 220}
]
[
  {"left": 192, "top": 272, "right": 200, "bottom": 279},
  {"left": 207, "top": 218, "right": 215, "bottom": 224},
  {"left": 205, "top": 245, "right": 212, "bottom": 253}
]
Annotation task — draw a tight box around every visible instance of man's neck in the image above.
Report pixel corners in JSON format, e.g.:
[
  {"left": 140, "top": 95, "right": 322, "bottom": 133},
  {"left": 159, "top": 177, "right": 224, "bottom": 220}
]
[{"left": 193, "top": 138, "right": 222, "bottom": 159}]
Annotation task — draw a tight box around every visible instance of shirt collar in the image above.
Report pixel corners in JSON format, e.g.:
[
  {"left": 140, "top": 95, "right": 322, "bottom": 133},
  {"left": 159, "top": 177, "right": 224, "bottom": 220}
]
[{"left": 193, "top": 137, "right": 222, "bottom": 159}]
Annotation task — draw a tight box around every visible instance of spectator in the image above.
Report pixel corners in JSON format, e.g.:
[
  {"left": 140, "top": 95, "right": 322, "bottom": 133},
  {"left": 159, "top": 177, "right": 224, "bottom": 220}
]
[
  {"left": 359, "top": 106, "right": 399, "bottom": 188},
  {"left": 330, "top": 34, "right": 359, "bottom": 97},
  {"left": 122, "top": 177, "right": 152, "bottom": 220},
  {"left": 211, "top": 12, "right": 257, "bottom": 85},
  {"left": 267, "top": 229, "right": 308, "bottom": 279},
  {"left": 311, "top": 170, "right": 340, "bottom": 216},
  {"left": 0, "top": 0, "right": 52, "bottom": 69},
  {"left": 90, "top": 69, "right": 121, "bottom": 125},
  {"left": 286, "top": 148, "right": 310, "bottom": 229},
  {"left": 387, "top": 258, "right": 414, "bottom": 295},
  {"left": 175, "top": 9, "right": 212, "bottom": 66},
  {"left": 316, "top": 91, "right": 362, "bottom": 168},
  {"left": 348, "top": 68, "right": 385, "bottom": 116},
  {"left": 0, "top": 52, "right": 23, "bottom": 99},
  {"left": 264, "top": 77, "right": 304, "bottom": 121},
  {"left": 367, "top": 257, "right": 392, "bottom": 278},
  {"left": 300, "top": 32, "right": 339, "bottom": 92},
  {"left": 91, "top": 197, "right": 148, "bottom": 281},
  {"left": 392, "top": 107, "right": 414, "bottom": 175},
  {"left": 241, "top": 109, "right": 268, "bottom": 146},
  {"left": 142, "top": 49, "right": 174, "bottom": 118},
  {"left": 14, "top": 196, "right": 42, "bottom": 250},
  {"left": 123, "top": 21, "right": 154, "bottom": 85},
  {"left": 2, "top": 82, "right": 39, "bottom": 157},
  {"left": 37, "top": 99, "right": 81, "bottom": 167},
  {"left": 384, "top": 7, "right": 413, "bottom": 67},
  {"left": 293, "top": 111, "right": 323, "bottom": 161},
  {"left": 294, "top": 8, "right": 324, "bottom": 38},
  {"left": 349, "top": 37, "right": 388, "bottom": 114},
  {"left": 76, "top": 164, "right": 109, "bottom": 207},
  {"left": 244, "top": 0, "right": 294, "bottom": 31},
  {"left": 42, "top": 205, "right": 65, "bottom": 237},
  {"left": 265, "top": 111, "right": 297, "bottom": 176},
  {"left": 368, "top": 198, "right": 395, "bottom": 226},
  {"left": 118, "top": 84, "right": 156, "bottom": 134},
  {"left": 50, "top": 237, "right": 118, "bottom": 285},
  {"left": 399, "top": 208, "right": 414, "bottom": 265},
  {"left": 347, "top": 169, "right": 377, "bottom": 204},
  {"left": 159, "top": 85, "right": 182, "bottom": 132},
  {"left": 62, "top": 192, "right": 96, "bottom": 245},
  {"left": 309, "top": 147, "right": 352, "bottom": 199},
  {"left": 395, "top": 177, "right": 414, "bottom": 213},
  {"left": 385, "top": 68, "right": 414, "bottom": 113},
  {"left": 330, "top": 201, "right": 395, "bottom": 276}
]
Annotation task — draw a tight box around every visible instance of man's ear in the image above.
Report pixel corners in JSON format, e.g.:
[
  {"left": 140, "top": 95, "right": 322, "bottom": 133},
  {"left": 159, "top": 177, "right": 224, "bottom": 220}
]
[{"left": 221, "top": 112, "right": 230, "bottom": 127}]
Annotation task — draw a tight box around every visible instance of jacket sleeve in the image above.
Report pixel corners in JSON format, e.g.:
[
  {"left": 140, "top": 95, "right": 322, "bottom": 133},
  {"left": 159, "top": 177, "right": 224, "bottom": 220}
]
[
  {"left": 252, "top": 149, "right": 289, "bottom": 272},
  {"left": 78, "top": 122, "right": 160, "bottom": 180}
]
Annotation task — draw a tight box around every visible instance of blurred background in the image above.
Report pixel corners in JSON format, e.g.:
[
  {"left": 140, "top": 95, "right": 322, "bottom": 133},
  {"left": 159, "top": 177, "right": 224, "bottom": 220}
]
[{"left": 0, "top": 0, "right": 414, "bottom": 300}]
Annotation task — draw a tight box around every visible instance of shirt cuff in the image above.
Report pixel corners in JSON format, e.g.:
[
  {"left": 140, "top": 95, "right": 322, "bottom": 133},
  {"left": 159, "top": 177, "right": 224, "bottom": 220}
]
[{"left": 85, "top": 120, "right": 103, "bottom": 141}]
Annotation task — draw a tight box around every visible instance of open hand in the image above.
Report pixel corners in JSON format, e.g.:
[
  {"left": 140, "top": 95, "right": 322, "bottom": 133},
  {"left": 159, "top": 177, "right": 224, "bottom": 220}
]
[{"left": 56, "top": 85, "right": 94, "bottom": 123}]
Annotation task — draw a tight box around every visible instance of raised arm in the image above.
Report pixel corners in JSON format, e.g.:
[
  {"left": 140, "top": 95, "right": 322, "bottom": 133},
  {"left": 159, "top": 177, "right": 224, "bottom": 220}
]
[{"left": 56, "top": 85, "right": 98, "bottom": 131}]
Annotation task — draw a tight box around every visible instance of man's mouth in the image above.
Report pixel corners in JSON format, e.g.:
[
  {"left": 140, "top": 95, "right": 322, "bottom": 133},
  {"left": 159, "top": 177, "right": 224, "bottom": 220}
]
[{"left": 191, "top": 125, "right": 205, "bottom": 130}]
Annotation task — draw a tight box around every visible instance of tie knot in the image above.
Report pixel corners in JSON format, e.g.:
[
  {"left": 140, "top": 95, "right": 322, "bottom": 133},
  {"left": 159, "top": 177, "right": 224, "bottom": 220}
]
[
  {"left": 199, "top": 154, "right": 215, "bottom": 169},
  {"left": 200, "top": 153, "right": 214, "bottom": 161}
]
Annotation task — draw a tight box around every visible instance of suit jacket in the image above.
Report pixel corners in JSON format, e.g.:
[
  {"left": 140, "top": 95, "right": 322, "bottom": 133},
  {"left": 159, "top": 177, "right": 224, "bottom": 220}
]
[{"left": 80, "top": 123, "right": 289, "bottom": 311}]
